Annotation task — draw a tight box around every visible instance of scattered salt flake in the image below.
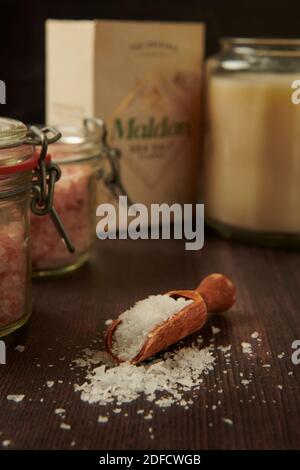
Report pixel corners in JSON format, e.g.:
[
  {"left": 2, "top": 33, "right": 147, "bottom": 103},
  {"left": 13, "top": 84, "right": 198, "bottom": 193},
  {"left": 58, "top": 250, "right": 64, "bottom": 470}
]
[
  {"left": 75, "top": 344, "right": 215, "bottom": 410},
  {"left": 71, "top": 441, "right": 76, "bottom": 447},
  {"left": 262, "top": 364, "right": 271, "bottom": 368},
  {"left": 241, "top": 379, "right": 250, "bottom": 386},
  {"left": 105, "top": 319, "right": 113, "bottom": 325},
  {"left": 137, "top": 409, "right": 144, "bottom": 414},
  {"left": 288, "top": 371, "right": 293, "bottom": 376},
  {"left": 60, "top": 423, "right": 71, "bottom": 430},
  {"left": 2, "top": 440, "right": 12, "bottom": 447},
  {"left": 46, "top": 381, "right": 54, "bottom": 388},
  {"left": 223, "top": 418, "right": 233, "bottom": 426},
  {"left": 40, "top": 398, "right": 44, "bottom": 403},
  {"left": 58, "top": 380, "right": 63, "bottom": 384},
  {"left": 218, "top": 345, "right": 231, "bottom": 354},
  {"left": 251, "top": 332, "right": 259, "bottom": 339},
  {"left": 212, "top": 405, "right": 217, "bottom": 410},
  {"left": 155, "top": 397, "right": 175, "bottom": 408},
  {"left": 144, "top": 413, "right": 153, "bottom": 420},
  {"left": 7, "top": 394, "right": 25, "bottom": 403},
  {"left": 212, "top": 326, "right": 221, "bottom": 335},
  {"left": 55, "top": 408, "right": 66, "bottom": 416},
  {"left": 241, "top": 342, "right": 252, "bottom": 355},
  {"left": 113, "top": 408, "right": 121, "bottom": 414},
  {"left": 15, "top": 345, "right": 25, "bottom": 353},
  {"left": 277, "top": 352, "right": 285, "bottom": 359},
  {"left": 98, "top": 415, "right": 109, "bottom": 423},
  {"left": 277, "top": 385, "right": 283, "bottom": 390}
]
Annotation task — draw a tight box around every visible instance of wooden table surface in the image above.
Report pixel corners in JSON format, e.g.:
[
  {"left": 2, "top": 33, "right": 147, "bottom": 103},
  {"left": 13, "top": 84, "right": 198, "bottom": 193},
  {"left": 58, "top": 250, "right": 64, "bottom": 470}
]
[{"left": 1, "top": 233, "right": 300, "bottom": 450}]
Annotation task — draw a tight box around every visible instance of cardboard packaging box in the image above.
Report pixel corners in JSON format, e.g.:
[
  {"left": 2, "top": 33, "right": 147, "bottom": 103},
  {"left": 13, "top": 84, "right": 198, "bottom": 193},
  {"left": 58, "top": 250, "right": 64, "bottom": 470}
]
[{"left": 46, "top": 20, "right": 205, "bottom": 207}]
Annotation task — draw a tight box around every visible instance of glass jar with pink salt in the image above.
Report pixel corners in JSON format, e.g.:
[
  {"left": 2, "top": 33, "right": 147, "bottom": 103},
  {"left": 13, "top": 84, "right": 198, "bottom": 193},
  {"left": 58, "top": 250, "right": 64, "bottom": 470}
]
[
  {"left": 0, "top": 117, "right": 67, "bottom": 336},
  {"left": 31, "top": 118, "right": 128, "bottom": 276}
]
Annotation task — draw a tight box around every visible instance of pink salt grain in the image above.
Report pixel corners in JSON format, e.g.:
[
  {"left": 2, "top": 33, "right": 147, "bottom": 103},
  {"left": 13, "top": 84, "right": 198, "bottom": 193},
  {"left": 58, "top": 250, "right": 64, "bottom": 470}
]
[
  {"left": 0, "top": 221, "right": 27, "bottom": 327},
  {"left": 31, "top": 164, "right": 93, "bottom": 271}
]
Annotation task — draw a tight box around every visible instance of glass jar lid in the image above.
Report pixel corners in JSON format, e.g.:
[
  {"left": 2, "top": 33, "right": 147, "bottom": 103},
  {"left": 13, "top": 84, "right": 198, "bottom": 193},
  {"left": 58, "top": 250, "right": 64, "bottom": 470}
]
[
  {"left": 49, "top": 118, "right": 105, "bottom": 164},
  {"left": 0, "top": 117, "right": 27, "bottom": 149},
  {"left": 0, "top": 117, "right": 34, "bottom": 171}
]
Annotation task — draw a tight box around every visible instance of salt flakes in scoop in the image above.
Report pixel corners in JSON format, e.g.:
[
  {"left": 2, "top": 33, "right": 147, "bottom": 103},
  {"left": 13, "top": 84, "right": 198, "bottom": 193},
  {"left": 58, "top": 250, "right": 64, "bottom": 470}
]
[{"left": 112, "top": 295, "right": 193, "bottom": 361}]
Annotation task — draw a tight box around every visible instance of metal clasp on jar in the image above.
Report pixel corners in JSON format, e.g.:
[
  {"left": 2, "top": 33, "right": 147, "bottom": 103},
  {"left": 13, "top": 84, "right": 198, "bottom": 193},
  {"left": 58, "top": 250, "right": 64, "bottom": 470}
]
[
  {"left": 25, "top": 126, "right": 75, "bottom": 253},
  {"left": 84, "top": 117, "right": 133, "bottom": 205}
]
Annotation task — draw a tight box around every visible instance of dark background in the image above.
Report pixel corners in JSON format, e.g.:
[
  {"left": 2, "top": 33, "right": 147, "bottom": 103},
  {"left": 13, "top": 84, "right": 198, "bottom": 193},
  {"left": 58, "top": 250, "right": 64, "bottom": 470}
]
[{"left": 1, "top": 0, "right": 300, "bottom": 124}]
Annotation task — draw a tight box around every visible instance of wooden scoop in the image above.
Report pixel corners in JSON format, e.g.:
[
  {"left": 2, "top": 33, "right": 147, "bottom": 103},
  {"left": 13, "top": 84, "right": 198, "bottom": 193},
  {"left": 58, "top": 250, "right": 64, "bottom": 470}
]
[{"left": 105, "top": 273, "right": 236, "bottom": 365}]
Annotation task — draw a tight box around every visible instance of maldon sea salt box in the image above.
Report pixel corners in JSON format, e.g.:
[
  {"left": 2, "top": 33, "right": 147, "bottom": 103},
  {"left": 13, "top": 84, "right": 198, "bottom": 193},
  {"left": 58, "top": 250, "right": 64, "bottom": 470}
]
[{"left": 46, "top": 20, "right": 205, "bottom": 209}]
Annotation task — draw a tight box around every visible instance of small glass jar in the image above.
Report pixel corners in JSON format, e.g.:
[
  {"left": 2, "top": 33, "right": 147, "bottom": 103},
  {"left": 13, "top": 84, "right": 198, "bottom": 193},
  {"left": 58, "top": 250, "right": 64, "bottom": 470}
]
[
  {"left": 204, "top": 38, "right": 300, "bottom": 246},
  {"left": 31, "top": 118, "right": 127, "bottom": 276},
  {"left": 0, "top": 117, "right": 64, "bottom": 336}
]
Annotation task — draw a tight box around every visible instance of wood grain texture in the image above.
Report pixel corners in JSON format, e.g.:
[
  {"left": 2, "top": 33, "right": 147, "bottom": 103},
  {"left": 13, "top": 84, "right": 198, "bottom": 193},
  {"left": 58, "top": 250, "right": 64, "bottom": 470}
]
[{"left": 0, "top": 234, "right": 300, "bottom": 450}]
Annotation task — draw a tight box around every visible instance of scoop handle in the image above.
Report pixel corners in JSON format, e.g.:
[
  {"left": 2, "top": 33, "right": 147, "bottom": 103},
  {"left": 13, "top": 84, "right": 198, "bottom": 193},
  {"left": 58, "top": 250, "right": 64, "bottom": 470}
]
[{"left": 196, "top": 273, "right": 236, "bottom": 313}]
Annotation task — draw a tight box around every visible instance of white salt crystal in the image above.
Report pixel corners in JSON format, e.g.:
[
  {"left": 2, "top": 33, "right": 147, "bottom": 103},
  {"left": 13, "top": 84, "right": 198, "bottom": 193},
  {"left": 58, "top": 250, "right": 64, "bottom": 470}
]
[
  {"left": 2, "top": 440, "right": 12, "bottom": 447},
  {"left": 223, "top": 418, "right": 233, "bottom": 426},
  {"left": 277, "top": 352, "right": 285, "bottom": 359},
  {"left": 212, "top": 326, "right": 221, "bottom": 335},
  {"left": 241, "top": 379, "right": 250, "bottom": 386},
  {"left": 218, "top": 345, "right": 231, "bottom": 354},
  {"left": 55, "top": 408, "right": 66, "bottom": 416},
  {"left": 46, "top": 381, "right": 54, "bottom": 388},
  {"left": 155, "top": 397, "right": 175, "bottom": 408},
  {"left": 60, "top": 423, "right": 71, "bottom": 430},
  {"left": 241, "top": 342, "right": 252, "bottom": 355},
  {"left": 277, "top": 385, "right": 283, "bottom": 390},
  {"left": 251, "top": 332, "right": 259, "bottom": 339},
  {"left": 15, "top": 345, "right": 25, "bottom": 353},
  {"left": 98, "top": 415, "right": 109, "bottom": 423},
  {"left": 112, "top": 295, "right": 193, "bottom": 361},
  {"left": 105, "top": 319, "right": 113, "bottom": 325},
  {"left": 7, "top": 394, "right": 25, "bottom": 403}
]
